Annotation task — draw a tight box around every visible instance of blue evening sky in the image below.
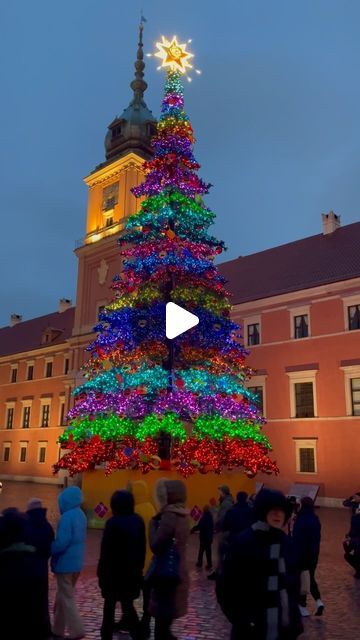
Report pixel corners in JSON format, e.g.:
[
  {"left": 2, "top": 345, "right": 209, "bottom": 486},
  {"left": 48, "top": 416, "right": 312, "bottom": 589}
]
[{"left": 1, "top": 0, "right": 360, "bottom": 326}]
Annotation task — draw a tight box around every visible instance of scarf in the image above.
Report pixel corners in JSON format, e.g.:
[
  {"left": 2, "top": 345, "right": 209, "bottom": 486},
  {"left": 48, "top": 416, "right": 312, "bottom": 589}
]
[{"left": 252, "top": 522, "right": 290, "bottom": 640}]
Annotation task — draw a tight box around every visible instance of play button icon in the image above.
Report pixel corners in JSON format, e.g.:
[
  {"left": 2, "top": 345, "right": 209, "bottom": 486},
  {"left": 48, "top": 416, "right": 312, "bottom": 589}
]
[{"left": 166, "top": 302, "right": 199, "bottom": 339}]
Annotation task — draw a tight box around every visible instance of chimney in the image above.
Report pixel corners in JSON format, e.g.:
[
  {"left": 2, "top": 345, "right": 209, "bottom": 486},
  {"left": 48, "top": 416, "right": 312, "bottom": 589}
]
[
  {"left": 10, "top": 314, "right": 22, "bottom": 327},
  {"left": 59, "top": 298, "right": 72, "bottom": 313},
  {"left": 322, "top": 210, "right": 341, "bottom": 235}
]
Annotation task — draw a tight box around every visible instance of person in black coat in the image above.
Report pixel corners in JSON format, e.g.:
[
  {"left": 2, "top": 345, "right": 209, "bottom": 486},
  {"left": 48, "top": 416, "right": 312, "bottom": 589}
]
[
  {"left": 292, "top": 497, "right": 324, "bottom": 617},
  {"left": 25, "top": 498, "right": 55, "bottom": 638},
  {"left": 97, "top": 490, "right": 146, "bottom": 640},
  {"left": 217, "top": 489, "right": 303, "bottom": 640},
  {"left": 191, "top": 504, "right": 214, "bottom": 569},
  {"left": 0, "top": 509, "right": 50, "bottom": 640},
  {"left": 343, "top": 492, "right": 360, "bottom": 515},
  {"left": 343, "top": 504, "right": 360, "bottom": 578},
  {"left": 223, "top": 491, "right": 253, "bottom": 539}
]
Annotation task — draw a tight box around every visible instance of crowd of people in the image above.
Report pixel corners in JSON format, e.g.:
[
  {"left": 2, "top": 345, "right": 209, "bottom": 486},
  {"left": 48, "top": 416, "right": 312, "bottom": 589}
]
[{"left": 0, "top": 480, "right": 358, "bottom": 640}]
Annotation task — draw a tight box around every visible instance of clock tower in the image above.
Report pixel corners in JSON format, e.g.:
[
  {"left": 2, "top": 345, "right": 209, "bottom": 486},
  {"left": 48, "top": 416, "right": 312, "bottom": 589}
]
[{"left": 70, "top": 23, "right": 156, "bottom": 375}]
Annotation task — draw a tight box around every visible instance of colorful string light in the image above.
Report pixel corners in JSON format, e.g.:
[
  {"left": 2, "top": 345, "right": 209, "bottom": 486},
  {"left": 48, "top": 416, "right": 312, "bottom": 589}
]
[{"left": 55, "top": 58, "right": 278, "bottom": 478}]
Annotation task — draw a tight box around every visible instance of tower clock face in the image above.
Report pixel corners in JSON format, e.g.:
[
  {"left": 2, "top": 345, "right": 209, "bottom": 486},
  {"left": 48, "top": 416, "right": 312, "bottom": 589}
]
[{"left": 102, "top": 182, "right": 119, "bottom": 212}]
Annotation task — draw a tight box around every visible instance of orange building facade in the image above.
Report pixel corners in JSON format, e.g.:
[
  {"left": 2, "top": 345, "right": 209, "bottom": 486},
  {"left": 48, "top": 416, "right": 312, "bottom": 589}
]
[{"left": 0, "top": 30, "right": 359, "bottom": 502}]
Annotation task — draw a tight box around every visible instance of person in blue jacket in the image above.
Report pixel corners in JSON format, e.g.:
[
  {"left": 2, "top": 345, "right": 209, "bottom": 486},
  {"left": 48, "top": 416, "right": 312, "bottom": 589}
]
[{"left": 51, "top": 486, "right": 87, "bottom": 640}]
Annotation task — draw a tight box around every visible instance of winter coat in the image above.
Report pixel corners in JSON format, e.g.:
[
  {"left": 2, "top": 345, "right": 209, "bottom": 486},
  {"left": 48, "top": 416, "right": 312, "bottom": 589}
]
[
  {"left": 348, "top": 512, "right": 360, "bottom": 542},
  {"left": 343, "top": 497, "right": 360, "bottom": 515},
  {"left": 217, "top": 524, "right": 303, "bottom": 640},
  {"left": 128, "top": 480, "right": 156, "bottom": 572},
  {"left": 51, "top": 486, "right": 87, "bottom": 574},
  {"left": 292, "top": 507, "right": 321, "bottom": 569},
  {"left": 26, "top": 507, "right": 54, "bottom": 577},
  {"left": 97, "top": 511, "right": 146, "bottom": 600},
  {"left": 0, "top": 542, "right": 50, "bottom": 640},
  {"left": 216, "top": 494, "right": 234, "bottom": 532},
  {"left": 223, "top": 500, "right": 253, "bottom": 538},
  {"left": 192, "top": 510, "right": 214, "bottom": 543},
  {"left": 149, "top": 496, "right": 190, "bottom": 619}
]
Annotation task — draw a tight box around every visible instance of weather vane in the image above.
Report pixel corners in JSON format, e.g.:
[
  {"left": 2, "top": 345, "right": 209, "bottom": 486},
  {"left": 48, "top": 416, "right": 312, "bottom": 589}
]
[{"left": 147, "top": 35, "right": 201, "bottom": 81}]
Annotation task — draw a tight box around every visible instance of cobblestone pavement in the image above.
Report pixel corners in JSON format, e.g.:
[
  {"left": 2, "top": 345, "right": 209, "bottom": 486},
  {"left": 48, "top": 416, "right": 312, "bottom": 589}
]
[
  {"left": 1, "top": 484, "right": 359, "bottom": 639},
  {"left": 46, "top": 508, "right": 358, "bottom": 640}
]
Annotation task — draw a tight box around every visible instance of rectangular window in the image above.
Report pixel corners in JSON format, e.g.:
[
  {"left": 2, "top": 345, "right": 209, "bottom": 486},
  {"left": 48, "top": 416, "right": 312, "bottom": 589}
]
[
  {"left": 3, "top": 445, "right": 11, "bottom": 462},
  {"left": 64, "top": 358, "right": 69, "bottom": 375},
  {"left": 41, "top": 404, "right": 50, "bottom": 428},
  {"left": 299, "top": 448, "right": 316, "bottom": 473},
  {"left": 6, "top": 407, "right": 14, "bottom": 430},
  {"left": 45, "top": 361, "right": 53, "bottom": 378},
  {"left": 248, "top": 386, "right": 264, "bottom": 413},
  {"left": 295, "top": 382, "right": 314, "bottom": 418},
  {"left": 247, "top": 323, "right": 260, "bottom": 346},
  {"left": 348, "top": 305, "right": 360, "bottom": 331},
  {"left": 22, "top": 406, "right": 31, "bottom": 428},
  {"left": 19, "top": 445, "right": 27, "bottom": 463},
  {"left": 27, "top": 365, "right": 34, "bottom": 380},
  {"left": 38, "top": 446, "right": 47, "bottom": 463},
  {"left": 294, "top": 314, "right": 309, "bottom": 339},
  {"left": 351, "top": 378, "right": 360, "bottom": 416},
  {"left": 11, "top": 367, "right": 17, "bottom": 383},
  {"left": 60, "top": 402, "right": 66, "bottom": 426},
  {"left": 105, "top": 216, "right": 114, "bottom": 227},
  {"left": 102, "top": 183, "right": 119, "bottom": 211}
]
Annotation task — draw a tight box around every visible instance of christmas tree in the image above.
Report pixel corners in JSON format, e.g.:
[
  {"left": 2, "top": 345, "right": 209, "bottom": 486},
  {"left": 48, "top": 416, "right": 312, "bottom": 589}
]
[{"left": 55, "top": 36, "right": 278, "bottom": 479}]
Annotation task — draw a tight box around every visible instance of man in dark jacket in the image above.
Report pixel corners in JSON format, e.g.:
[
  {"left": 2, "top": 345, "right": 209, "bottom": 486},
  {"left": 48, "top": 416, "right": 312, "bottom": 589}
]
[
  {"left": 97, "top": 490, "right": 146, "bottom": 640},
  {"left": 26, "top": 498, "right": 55, "bottom": 638},
  {"left": 343, "top": 492, "right": 360, "bottom": 515},
  {"left": 292, "top": 497, "right": 324, "bottom": 617},
  {"left": 344, "top": 504, "right": 360, "bottom": 578},
  {"left": 0, "top": 509, "right": 50, "bottom": 640},
  {"left": 223, "top": 491, "right": 253, "bottom": 539},
  {"left": 217, "top": 489, "right": 303, "bottom": 640},
  {"left": 192, "top": 504, "right": 214, "bottom": 569}
]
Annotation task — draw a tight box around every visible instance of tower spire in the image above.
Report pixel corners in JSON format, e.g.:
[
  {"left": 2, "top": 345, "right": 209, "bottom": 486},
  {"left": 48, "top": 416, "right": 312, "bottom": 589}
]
[{"left": 130, "top": 20, "right": 147, "bottom": 105}]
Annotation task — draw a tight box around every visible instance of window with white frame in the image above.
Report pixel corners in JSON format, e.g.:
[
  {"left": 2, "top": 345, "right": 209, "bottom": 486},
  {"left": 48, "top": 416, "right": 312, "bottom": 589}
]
[
  {"left": 39, "top": 398, "right": 51, "bottom": 428},
  {"left": 244, "top": 316, "right": 261, "bottom": 346},
  {"left": 38, "top": 441, "right": 47, "bottom": 464},
  {"left": 59, "top": 399, "right": 66, "bottom": 426},
  {"left": 44, "top": 359, "right": 53, "bottom": 378},
  {"left": 245, "top": 375, "right": 267, "bottom": 417},
  {"left": 341, "top": 365, "right": 360, "bottom": 416},
  {"left": 348, "top": 305, "right": 360, "bottom": 331},
  {"left": 289, "top": 306, "right": 311, "bottom": 339},
  {"left": 295, "top": 439, "right": 317, "bottom": 473},
  {"left": 19, "top": 441, "right": 28, "bottom": 463},
  {"left": 351, "top": 378, "right": 360, "bottom": 416},
  {"left": 26, "top": 362, "right": 34, "bottom": 381},
  {"left": 21, "top": 402, "right": 32, "bottom": 429},
  {"left": 287, "top": 370, "right": 318, "bottom": 418},
  {"left": 5, "top": 403, "right": 15, "bottom": 429},
  {"left": 10, "top": 365, "right": 18, "bottom": 383},
  {"left": 3, "top": 442, "right": 11, "bottom": 462}
]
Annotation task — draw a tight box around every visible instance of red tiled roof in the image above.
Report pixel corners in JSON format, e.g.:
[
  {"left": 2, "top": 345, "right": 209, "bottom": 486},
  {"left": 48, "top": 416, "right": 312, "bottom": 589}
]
[
  {"left": 218, "top": 221, "right": 360, "bottom": 304},
  {"left": 0, "top": 307, "right": 75, "bottom": 357}
]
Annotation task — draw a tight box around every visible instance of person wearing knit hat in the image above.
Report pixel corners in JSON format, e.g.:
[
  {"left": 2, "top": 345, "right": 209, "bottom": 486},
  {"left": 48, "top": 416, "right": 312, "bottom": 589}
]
[
  {"left": 292, "top": 497, "right": 324, "bottom": 617},
  {"left": 148, "top": 479, "right": 190, "bottom": 640},
  {"left": 217, "top": 489, "right": 303, "bottom": 640}
]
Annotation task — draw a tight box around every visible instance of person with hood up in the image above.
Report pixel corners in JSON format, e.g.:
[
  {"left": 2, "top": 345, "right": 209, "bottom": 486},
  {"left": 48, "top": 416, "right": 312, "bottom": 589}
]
[
  {"left": 223, "top": 491, "right": 253, "bottom": 539},
  {"left": 0, "top": 509, "right": 48, "bottom": 639},
  {"left": 208, "top": 484, "right": 234, "bottom": 580},
  {"left": 97, "top": 490, "right": 145, "bottom": 640},
  {"left": 26, "top": 498, "right": 55, "bottom": 638},
  {"left": 51, "top": 486, "right": 87, "bottom": 640},
  {"left": 217, "top": 489, "right": 303, "bottom": 640},
  {"left": 149, "top": 479, "right": 190, "bottom": 640},
  {"left": 292, "top": 497, "right": 324, "bottom": 617}
]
